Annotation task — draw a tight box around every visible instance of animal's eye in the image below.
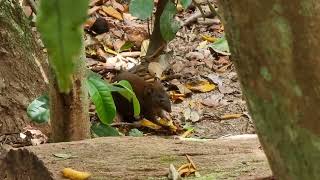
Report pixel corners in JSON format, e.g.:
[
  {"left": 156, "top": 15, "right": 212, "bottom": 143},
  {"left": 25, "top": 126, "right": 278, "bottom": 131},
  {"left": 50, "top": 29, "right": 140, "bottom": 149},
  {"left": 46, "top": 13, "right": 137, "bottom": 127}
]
[{"left": 159, "top": 98, "right": 166, "bottom": 104}]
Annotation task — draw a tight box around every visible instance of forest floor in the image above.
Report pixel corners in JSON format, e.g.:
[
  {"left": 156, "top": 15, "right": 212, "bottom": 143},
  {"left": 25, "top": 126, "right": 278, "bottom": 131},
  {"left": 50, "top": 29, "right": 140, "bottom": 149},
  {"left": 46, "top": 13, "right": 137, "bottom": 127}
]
[{"left": 84, "top": 0, "right": 254, "bottom": 139}]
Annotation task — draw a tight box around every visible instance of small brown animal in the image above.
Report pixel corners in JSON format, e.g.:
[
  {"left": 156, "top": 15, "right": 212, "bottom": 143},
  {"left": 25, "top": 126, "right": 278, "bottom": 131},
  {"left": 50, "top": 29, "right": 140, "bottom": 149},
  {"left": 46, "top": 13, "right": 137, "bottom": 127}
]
[{"left": 112, "top": 72, "right": 171, "bottom": 123}]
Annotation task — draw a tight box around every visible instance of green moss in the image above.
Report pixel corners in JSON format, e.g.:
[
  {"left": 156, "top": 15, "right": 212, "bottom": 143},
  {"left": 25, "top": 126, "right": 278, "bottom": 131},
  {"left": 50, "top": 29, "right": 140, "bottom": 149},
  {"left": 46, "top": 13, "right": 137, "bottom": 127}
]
[
  {"left": 260, "top": 67, "right": 272, "bottom": 81},
  {"left": 159, "top": 155, "right": 180, "bottom": 164},
  {"left": 299, "top": 1, "right": 313, "bottom": 16},
  {"left": 293, "top": 84, "right": 302, "bottom": 97}
]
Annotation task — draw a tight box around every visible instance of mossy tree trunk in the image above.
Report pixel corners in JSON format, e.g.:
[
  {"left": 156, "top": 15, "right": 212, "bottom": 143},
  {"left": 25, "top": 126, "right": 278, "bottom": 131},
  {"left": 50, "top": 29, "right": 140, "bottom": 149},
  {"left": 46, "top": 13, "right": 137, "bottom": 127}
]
[
  {"left": 0, "top": 0, "right": 48, "bottom": 138},
  {"left": 219, "top": 1, "right": 320, "bottom": 179}
]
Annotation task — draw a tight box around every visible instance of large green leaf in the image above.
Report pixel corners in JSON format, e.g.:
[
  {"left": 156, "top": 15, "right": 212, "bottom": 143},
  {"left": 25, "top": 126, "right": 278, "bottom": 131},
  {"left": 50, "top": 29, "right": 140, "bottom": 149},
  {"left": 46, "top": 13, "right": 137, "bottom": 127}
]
[
  {"left": 208, "top": 36, "right": 231, "bottom": 55},
  {"left": 114, "top": 80, "right": 140, "bottom": 117},
  {"left": 27, "top": 94, "right": 50, "bottom": 123},
  {"left": 180, "top": 0, "right": 192, "bottom": 9},
  {"left": 160, "top": 1, "right": 180, "bottom": 41},
  {"left": 86, "top": 75, "right": 116, "bottom": 125},
  {"left": 129, "top": 0, "right": 154, "bottom": 20},
  {"left": 37, "top": 0, "right": 89, "bottom": 93},
  {"left": 91, "top": 123, "right": 120, "bottom": 137}
]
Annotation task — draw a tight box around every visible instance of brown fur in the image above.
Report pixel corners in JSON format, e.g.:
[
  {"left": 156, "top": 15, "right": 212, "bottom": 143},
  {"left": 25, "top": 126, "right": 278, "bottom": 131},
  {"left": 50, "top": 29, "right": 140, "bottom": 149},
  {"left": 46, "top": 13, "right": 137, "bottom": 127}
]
[{"left": 112, "top": 72, "right": 171, "bottom": 122}]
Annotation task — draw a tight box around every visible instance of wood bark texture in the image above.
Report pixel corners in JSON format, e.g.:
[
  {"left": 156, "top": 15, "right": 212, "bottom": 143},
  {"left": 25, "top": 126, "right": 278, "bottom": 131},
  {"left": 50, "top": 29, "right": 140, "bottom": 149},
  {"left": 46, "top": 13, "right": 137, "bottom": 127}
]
[
  {"left": 219, "top": 1, "right": 320, "bottom": 179},
  {"left": 49, "top": 51, "right": 90, "bottom": 142},
  {"left": 0, "top": 0, "right": 48, "bottom": 139},
  {"left": 0, "top": 136, "right": 271, "bottom": 179}
]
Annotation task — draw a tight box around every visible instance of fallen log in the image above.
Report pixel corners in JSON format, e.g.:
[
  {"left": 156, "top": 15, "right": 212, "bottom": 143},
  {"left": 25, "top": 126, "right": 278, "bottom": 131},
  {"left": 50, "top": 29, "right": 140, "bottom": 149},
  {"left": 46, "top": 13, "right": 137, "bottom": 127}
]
[{"left": 0, "top": 135, "right": 272, "bottom": 179}]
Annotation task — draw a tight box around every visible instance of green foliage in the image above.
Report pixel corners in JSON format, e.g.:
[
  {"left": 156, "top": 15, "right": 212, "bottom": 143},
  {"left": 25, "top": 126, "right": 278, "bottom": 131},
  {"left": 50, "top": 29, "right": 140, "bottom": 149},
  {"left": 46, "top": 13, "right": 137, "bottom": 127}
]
[
  {"left": 27, "top": 94, "right": 50, "bottom": 123},
  {"left": 208, "top": 36, "right": 231, "bottom": 55},
  {"left": 160, "top": 1, "right": 181, "bottom": 41},
  {"left": 129, "top": 128, "right": 144, "bottom": 137},
  {"left": 129, "top": 0, "right": 154, "bottom": 20},
  {"left": 37, "top": 0, "right": 89, "bottom": 93},
  {"left": 86, "top": 73, "right": 116, "bottom": 125},
  {"left": 28, "top": 72, "right": 141, "bottom": 132},
  {"left": 114, "top": 80, "right": 140, "bottom": 117},
  {"left": 119, "top": 41, "right": 134, "bottom": 52},
  {"left": 180, "top": 0, "right": 192, "bottom": 9},
  {"left": 91, "top": 123, "right": 120, "bottom": 137}
]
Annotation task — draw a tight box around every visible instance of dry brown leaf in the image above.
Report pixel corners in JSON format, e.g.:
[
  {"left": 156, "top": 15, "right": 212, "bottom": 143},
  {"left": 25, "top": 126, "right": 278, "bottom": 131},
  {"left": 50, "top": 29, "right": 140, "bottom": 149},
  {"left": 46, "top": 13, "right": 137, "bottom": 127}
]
[
  {"left": 96, "top": 48, "right": 107, "bottom": 57},
  {"left": 201, "top": 94, "right": 224, "bottom": 107},
  {"left": 111, "top": 0, "right": 125, "bottom": 12},
  {"left": 102, "top": 6, "right": 123, "bottom": 20},
  {"left": 169, "top": 91, "right": 185, "bottom": 103},
  {"left": 216, "top": 63, "right": 232, "bottom": 73},
  {"left": 113, "top": 39, "right": 126, "bottom": 51},
  {"left": 84, "top": 18, "right": 96, "bottom": 28},
  {"left": 140, "top": 39, "right": 149, "bottom": 57},
  {"left": 88, "top": 6, "right": 100, "bottom": 15},
  {"left": 170, "top": 79, "right": 192, "bottom": 95},
  {"left": 148, "top": 62, "right": 164, "bottom": 78},
  {"left": 185, "top": 80, "right": 216, "bottom": 92},
  {"left": 122, "top": 4, "right": 129, "bottom": 12},
  {"left": 98, "top": 9, "right": 108, "bottom": 16},
  {"left": 220, "top": 113, "right": 243, "bottom": 120},
  {"left": 89, "top": 0, "right": 102, "bottom": 6}
]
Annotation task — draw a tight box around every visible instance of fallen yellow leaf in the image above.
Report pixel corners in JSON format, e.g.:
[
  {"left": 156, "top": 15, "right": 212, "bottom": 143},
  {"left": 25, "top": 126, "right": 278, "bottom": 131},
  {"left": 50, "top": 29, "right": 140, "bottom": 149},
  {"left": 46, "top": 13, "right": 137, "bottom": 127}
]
[
  {"left": 185, "top": 80, "right": 216, "bottom": 92},
  {"left": 139, "top": 119, "right": 162, "bottom": 130},
  {"left": 140, "top": 39, "right": 149, "bottom": 57},
  {"left": 176, "top": 3, "right": 183, "bottom": 12},
  {"left": 186, "top": 154, "right": 197, "bottom": 170},
  {"left": 158, "top": 118, "right": 177, "bottom": 132},
  {"left": 102, "top": 6, "right": 123, "bottom": 20},
  {"left": 62, "top": 168, "right": 91, "bottom": 180},
  {"left": 180, "top": 128, "right": 194, "bottom": 138},
  {"left": 178, "top": 163, "right": 196, "bottom": 177},
  {"left": 103, "top": 47, "right": 118, "bottom": 55},
  {"left": 177, "top": 163, "right": 192, "bottom": 172},
  {"left": 220, "top": 113, "right": 243, "bottom": 120},
  {"left": 201, "top": 35, "right": 217, "bottom": 42}
]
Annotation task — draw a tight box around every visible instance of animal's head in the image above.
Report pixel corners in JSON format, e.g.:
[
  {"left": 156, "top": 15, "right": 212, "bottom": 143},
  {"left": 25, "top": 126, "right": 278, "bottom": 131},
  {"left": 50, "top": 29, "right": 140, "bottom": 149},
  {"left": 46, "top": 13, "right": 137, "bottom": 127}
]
[{"left": 145, "top": 81, "right": 172, "bottom": 112}]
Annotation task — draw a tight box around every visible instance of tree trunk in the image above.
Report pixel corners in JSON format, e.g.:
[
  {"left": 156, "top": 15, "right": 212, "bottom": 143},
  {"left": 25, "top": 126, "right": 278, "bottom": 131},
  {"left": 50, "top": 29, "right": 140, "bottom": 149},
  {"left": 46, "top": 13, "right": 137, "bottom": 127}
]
[
  {"left": 49, "top": 50, "right": 90, "bottom": 142},
  {"left": 0, "top": 0, "right": 48, "bottom": 138},
  {"left": 145, "top": 0, "right": 168, "bottom": 61},
  {"left": 219, "top": 1, "right": 320, "bottom": 179}
]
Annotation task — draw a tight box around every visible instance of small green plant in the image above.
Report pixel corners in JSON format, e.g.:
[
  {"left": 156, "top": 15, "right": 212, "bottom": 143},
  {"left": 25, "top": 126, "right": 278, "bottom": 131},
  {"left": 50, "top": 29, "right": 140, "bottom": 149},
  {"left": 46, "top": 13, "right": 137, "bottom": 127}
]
[
  {"left": 27, "top": 71, "right": 140, "bottom": 137},
  {"left": 129, "top": 0, "right": 192, "bottom": 41},
  {"left": 27, "top": 94, "right": 50, "bottom": 124}
]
